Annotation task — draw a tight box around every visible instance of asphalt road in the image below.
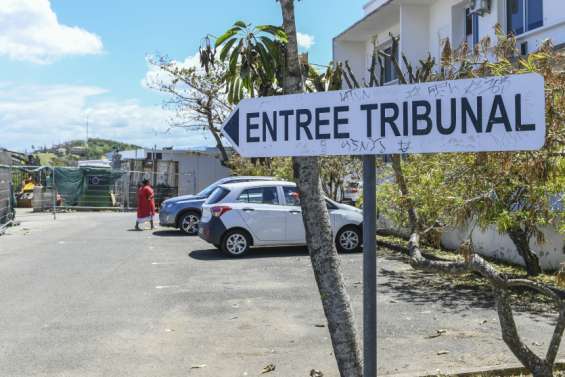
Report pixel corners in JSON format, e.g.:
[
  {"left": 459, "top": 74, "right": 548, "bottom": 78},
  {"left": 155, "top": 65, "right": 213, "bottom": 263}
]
[{"left": 1, "top": 211, "right": 563, "bottom": 377}]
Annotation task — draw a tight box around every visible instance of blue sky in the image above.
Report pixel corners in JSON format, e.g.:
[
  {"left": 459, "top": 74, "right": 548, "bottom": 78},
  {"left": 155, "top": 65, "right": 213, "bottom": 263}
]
[{"left": 0, "top": 0, "right": 366, "bottom": 152}]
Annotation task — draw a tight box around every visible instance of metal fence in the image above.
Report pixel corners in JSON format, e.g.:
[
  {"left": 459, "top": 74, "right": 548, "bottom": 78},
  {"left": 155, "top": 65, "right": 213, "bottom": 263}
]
[
  {"left": 0, "top": 164, "right": 13, "bottom": 231},
  {"left": 76, "top": 170, "right": 190, "bottom": 210},
  {"left": 5, "top": 167, "right": 192, "bottom": 216}
]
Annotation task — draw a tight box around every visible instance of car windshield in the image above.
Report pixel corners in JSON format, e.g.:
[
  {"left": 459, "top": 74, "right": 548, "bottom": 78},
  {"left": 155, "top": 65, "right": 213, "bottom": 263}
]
[
  {"left": 206, "top": 187, "right": 230, "bottom": 204},
  {"left": 197, "top": 182, "right": 221, "bottom": 197}
]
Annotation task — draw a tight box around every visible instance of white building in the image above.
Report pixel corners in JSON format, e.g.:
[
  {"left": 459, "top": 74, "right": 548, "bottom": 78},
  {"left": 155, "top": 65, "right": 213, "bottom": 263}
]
[
  {"left": 116, "top": 147, "right": 231, "bottom": 196},
  {"left": 334, "top": 0, "right": 565, "bottom": 84}
]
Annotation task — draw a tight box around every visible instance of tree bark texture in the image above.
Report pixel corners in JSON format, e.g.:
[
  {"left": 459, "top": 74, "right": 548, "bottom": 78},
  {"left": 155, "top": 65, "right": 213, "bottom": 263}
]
[
  {"left": 278, "top": 1, "right": 363, "bottom": 376},
  {"left": 494, "top": 288, "right": 554, "bottom": 377},
  {"left": 508, "top": 227, "right": 542, "bottom": 276}
]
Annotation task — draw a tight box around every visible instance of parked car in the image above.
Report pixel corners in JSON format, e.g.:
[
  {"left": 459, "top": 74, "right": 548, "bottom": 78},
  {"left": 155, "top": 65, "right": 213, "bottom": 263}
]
[
  {"left": 159, "top": 176, "right": 275, "bottom": 235},
  {"left": 342, "top": 179, "right": 362, "bottom": 205},
  {"left": 198, "top": 181, "right": 363, "bottom": 257}
]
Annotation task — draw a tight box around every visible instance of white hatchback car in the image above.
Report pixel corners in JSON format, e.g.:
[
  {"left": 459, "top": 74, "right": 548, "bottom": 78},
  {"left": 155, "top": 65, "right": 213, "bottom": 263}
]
[{"left": 198, "top": 181, "right": 363, "bottom": 257}]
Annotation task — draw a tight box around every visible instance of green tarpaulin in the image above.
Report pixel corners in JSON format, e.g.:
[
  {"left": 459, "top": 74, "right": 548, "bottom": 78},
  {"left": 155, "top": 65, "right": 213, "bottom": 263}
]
[{"left": 53, "top": 167, "right": 124, "bottom": 206}]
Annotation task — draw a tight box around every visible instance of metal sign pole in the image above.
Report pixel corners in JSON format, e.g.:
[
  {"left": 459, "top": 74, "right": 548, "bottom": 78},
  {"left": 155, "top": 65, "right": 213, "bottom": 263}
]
[{"left": 363, "top": 154, "right": 377, "bottom": 377}]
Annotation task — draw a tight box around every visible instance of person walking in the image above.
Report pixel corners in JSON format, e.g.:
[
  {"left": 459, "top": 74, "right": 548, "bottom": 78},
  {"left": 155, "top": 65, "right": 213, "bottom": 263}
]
[{"left": 135, "top": 178, "right": 156, "bottom": 230}]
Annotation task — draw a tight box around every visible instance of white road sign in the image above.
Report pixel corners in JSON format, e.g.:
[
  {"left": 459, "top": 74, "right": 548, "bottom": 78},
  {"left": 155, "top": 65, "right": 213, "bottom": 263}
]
[{"left": 221, "top": 73, "right": 545, "bottom": 157}]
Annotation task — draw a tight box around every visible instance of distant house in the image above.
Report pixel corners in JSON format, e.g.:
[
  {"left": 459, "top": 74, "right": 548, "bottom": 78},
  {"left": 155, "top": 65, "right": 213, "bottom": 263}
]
[
  {"left": 334, "top": 0, "right": 565, "bottom": 84},
  {"left": 114, "top": 146, "right": 232, "bottom": 196}
]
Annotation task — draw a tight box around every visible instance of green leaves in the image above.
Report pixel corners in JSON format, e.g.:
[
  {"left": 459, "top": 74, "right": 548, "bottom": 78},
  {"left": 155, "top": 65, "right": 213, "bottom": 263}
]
[
  {"left": 215, "top": 29, "right": 238, "bottom": 48},
  {"left": 213, "top": 20, "right": 287, "bottom": 104},
  {"left": 255, "top": 25, "right": 288, "bottom": 43},
  {"left": 219, "top": 38, "right": 238, "bottom": 61}
]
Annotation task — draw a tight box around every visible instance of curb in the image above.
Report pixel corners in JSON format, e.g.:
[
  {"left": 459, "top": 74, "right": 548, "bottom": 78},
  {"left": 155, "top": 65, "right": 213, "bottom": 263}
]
[{"left": 382, "top": 360, "right": 565, "bottom": 377}]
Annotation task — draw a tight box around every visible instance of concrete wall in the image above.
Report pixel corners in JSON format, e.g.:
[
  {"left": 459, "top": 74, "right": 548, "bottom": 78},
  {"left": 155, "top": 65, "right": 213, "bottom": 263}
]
[{"left": 442, "top": 221, "right": 565, "bottom": 271}]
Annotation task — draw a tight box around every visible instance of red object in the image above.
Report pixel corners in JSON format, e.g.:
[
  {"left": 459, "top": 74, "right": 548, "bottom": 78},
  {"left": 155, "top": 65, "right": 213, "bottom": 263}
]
[
  {"left": 137, "top": 185, "right": 156, "bottom": 219},
  {"left": 211, "top": 205, "right": 232, "bottom": 218}
]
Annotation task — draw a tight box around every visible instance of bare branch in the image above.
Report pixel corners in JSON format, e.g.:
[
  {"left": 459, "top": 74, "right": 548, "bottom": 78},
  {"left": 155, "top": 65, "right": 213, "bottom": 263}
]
[{"left": 344, "top": 61, "right": 360, "bottom": 89}]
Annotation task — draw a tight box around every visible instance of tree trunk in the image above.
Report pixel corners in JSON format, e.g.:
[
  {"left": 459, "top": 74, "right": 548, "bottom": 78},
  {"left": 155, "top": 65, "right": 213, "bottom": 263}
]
[
  {"left": 278, "top": 1, "right": 363, "bottom": 376},
  {"left": 508, "top": 228, "right": 542, "bottom": 276},
  {"left": 494, "top": 288, "right": 553, "bottom": 377},
  {"left": 205, "top": 106, "right": 229, "bottom": 166},
  {"left": 391, "top": 155, "right": 418, "bottom": 232}
]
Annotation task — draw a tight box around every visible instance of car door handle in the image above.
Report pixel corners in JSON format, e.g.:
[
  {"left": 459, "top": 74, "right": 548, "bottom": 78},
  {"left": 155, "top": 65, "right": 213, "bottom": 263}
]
[
  {"left": 289, "top": 210, "right": 301, "bottom": 214},
  {"left": 242, "top": 208, "right": 255, "bottom": 212}
]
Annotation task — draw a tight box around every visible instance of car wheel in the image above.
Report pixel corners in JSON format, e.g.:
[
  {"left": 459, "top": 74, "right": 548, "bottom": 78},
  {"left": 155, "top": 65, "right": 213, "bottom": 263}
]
[
  {"left": 179, "top": 212, "right": 200, "bottom": 235},
  {"left": 336, "top": 225, "right": 362, "bottom": 253},
  {"left": 221, "top": 229, "right": 251, "bottom": 257}
]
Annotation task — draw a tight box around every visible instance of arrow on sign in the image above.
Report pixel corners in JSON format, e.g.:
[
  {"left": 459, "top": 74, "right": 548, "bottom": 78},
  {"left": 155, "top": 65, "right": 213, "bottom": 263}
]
[
  {"left": 223, "top": 109, "right": 239, "bottom": 147},
  {"left": 220, "top": 73, "right": 545, "bottom": 158}
]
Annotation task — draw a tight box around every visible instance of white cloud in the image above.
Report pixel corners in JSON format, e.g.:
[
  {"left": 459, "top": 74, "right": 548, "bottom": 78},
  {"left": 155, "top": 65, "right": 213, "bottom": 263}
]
[
  {"left": 0, "top": 83, "right": 214, "bottom": 152},
  {"left": 297, "top": 32, "right": 315, "bottom": 50},
  {"left": 0, "top": 0, "right": 103, "bottom": 63},
  {"left": 141, "top": 53, "right": 201, "bottom": 89}
]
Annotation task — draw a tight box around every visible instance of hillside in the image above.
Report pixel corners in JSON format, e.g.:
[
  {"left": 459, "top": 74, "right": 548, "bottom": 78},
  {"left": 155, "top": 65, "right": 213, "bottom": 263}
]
[{"left": 33, "top": 139, "right": 141, "bottom": 166}]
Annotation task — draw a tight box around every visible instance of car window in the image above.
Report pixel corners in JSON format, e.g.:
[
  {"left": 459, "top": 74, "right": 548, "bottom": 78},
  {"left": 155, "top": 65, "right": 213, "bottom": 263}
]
[
  {"left": 207, "top": 187, "right": 230, "bottom": 204},
  {"left": 283, "top": 187, "right": 300, "bottom": 206},
  {"left": 238, "top": 187, "right": 279, "bottom": 205}
]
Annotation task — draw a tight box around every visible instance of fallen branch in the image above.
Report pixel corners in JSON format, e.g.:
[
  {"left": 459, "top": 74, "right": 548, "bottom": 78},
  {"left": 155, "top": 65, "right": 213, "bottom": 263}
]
[{"left": 407, "top": 230, "right": 565, "bottom": 376}]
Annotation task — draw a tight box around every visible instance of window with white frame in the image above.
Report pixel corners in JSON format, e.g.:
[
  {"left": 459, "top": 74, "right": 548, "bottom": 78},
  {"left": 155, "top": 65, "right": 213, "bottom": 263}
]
[
  {"left": 465, "top": 8, "right": 479, "bottom": 46},
  {"left": 383, "top": 46, "right": 398, "bottom": 83},
  {"left": 506, "top": 0, "right": 543, "bottom": 36}
]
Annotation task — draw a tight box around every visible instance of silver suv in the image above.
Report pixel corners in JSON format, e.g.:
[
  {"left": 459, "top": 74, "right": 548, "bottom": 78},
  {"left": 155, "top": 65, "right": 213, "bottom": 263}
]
[{"left": 158, "top": 176, "right": 275, "bottom": 235}]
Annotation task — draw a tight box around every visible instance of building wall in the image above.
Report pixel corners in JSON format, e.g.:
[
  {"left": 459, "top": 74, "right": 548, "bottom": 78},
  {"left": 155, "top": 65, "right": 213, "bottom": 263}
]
[
  {"left": 400, "top": 4, "right": 431, "bottom": 68},
  {"left": 120, "top": 148, "right": 232, "bottom": 196},
  {"left": 160, "top": 151, "right": 231, "bottom": 195},
  {"left": 442, "top": 221, "right": 565, "bottom": 271},
  {"left": 334, "top": 41, "right": 367, "bottom": 84}
]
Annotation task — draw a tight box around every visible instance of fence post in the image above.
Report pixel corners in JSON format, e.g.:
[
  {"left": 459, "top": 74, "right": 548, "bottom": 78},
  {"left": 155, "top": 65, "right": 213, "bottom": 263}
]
[{"left": 52, "top": 167, "right": 56, "bottom": 220}]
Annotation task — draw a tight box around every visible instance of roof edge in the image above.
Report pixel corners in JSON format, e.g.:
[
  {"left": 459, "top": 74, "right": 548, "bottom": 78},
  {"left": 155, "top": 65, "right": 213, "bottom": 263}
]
[{"left": 333, "top": 0, "right": 396, "bottom": 44}]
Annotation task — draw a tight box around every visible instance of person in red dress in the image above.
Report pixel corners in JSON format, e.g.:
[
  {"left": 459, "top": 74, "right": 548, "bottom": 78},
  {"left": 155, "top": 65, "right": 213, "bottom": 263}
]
[{"left": 135, "top": 178, "right": 156, "bottom": 230}]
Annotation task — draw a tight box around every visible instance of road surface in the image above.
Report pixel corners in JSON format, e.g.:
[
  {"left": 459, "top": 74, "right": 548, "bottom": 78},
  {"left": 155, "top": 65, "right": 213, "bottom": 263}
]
[{"left": 0, "top": 211, "right": 562, "bottom": 376}]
